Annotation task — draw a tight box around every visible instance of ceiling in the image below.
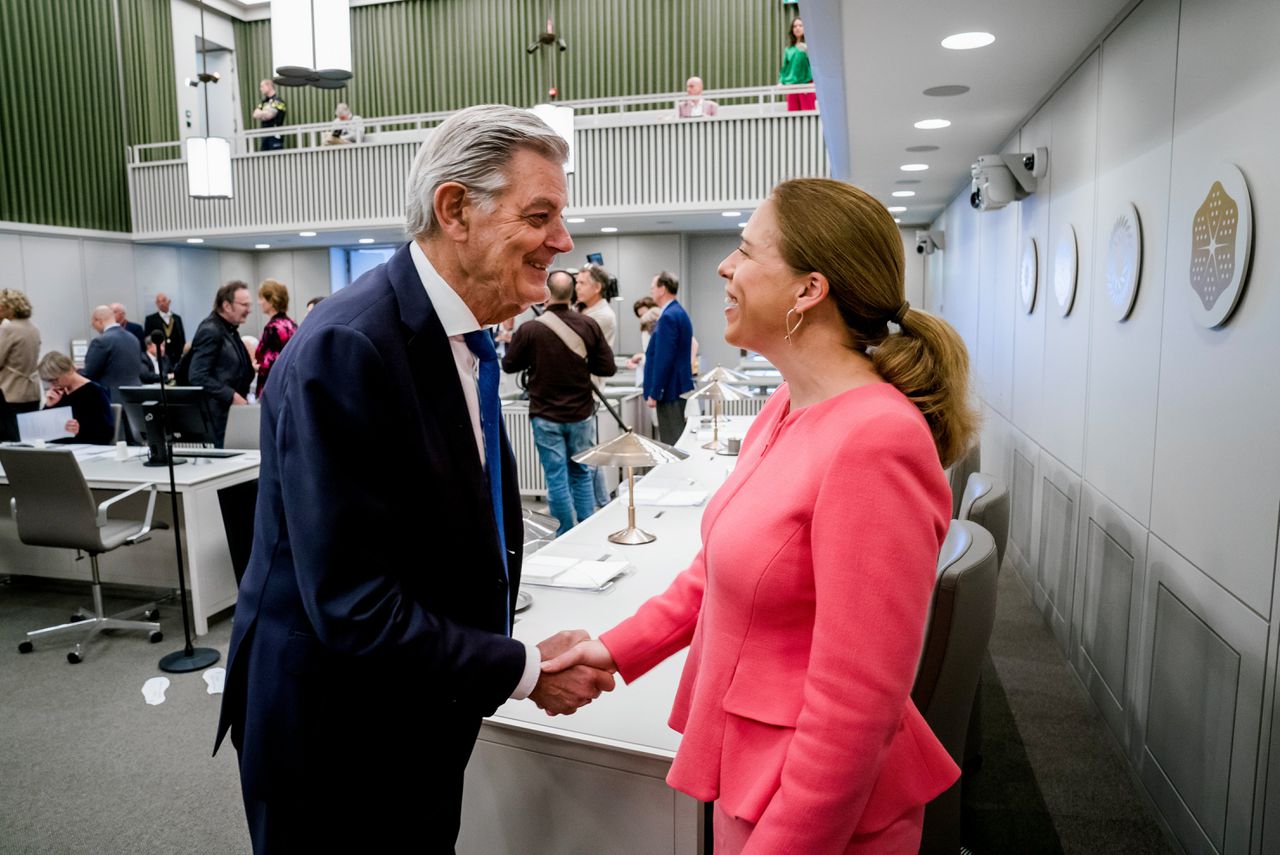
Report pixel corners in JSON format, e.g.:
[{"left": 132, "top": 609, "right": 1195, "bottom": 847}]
[
  {"left": 138, "top": 209, "right": 749, "bottom": 252},
  {"left": 806, "top": 0, "right": 1138, "bottom": 226}
]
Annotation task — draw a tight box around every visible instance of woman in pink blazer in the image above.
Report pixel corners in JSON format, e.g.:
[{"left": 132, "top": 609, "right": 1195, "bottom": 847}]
[{"left": 545, "top": 178, "right": 978, "bottom": 854}]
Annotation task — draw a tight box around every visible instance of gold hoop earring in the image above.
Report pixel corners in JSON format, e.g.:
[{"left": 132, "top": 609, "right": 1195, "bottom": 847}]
[{"left": 784, "top": 308, "right": 804, "bottom": 343}]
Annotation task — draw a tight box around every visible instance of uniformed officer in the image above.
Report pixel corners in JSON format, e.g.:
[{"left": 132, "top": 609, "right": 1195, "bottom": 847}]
[{"left": 251, "top": 79, "right": 287, "bottom": 151}]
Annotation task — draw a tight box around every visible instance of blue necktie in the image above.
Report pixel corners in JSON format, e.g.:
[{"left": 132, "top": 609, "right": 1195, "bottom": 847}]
[{"left": 463, "top": 330, "right": 510, "bottom": 633}]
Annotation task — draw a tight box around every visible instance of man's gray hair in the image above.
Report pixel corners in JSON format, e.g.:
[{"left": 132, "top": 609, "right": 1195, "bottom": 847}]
[{"left": 405, "top": 104, "right": 569, "bottom": 239}]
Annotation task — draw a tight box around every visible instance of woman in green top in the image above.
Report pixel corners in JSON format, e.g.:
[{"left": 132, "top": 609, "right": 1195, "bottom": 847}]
[{"left": 779, "top": 17, "right": 816, "bottom": 112}]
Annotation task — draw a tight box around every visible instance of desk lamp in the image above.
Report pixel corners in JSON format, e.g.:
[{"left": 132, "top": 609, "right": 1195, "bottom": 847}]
[
  {"left": 682, "top": 379, "right": 751, "bottom": 450},
  {"left": 572, "top": 431, "right": 687, "bottom": 545},
  {"left": 698, "top": 365, "right": 750, "bottom": 384}
]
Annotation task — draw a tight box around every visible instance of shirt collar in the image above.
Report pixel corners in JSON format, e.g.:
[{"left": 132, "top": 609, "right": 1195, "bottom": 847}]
[{"left": 409, "top": 240, "right": 483, "bottom": 338}]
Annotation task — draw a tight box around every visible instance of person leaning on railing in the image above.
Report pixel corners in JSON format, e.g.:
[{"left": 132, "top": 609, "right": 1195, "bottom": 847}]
[
  {"left": 676, "top": 76, "right": 719, "bottom": 119},
  {"left": 780, "top": 17, "right": 816, "bottom": 111}
]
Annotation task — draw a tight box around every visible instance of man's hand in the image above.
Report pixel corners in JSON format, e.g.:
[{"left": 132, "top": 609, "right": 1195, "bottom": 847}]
[
  {"left": 232, "top": 393, "right": 248, "bottom": 405},
  {"left": 645, "top": 397, "right": 657, "bottom": 409},
  {"left": 537, "top": 629, "right": 589, "bottom": 662},
  {"left": 541, "top": 639, "right": 617, "bottom": 675},
  {"left": 529, "top": 665, "right": 615, "bottom": 716}
]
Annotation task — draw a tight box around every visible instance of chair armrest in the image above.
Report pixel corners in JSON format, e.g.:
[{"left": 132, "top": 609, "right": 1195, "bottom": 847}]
[{"left": 97, "top": 482, "right": 158, "bottom": 528}]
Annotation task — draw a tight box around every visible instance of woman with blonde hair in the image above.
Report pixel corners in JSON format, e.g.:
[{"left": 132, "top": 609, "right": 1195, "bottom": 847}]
[
  {"left": 546, "top": 178, "right": 977, "bottom": 853},
  {"left": 0, "top": 289, "right": 41, "bottom": 441},
  {"left": 255, "top": 279, "right": 298, "bottom": 396}
]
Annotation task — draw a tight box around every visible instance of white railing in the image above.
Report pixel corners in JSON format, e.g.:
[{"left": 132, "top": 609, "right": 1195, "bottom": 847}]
[{"left": 126, "top": 85, "right": 826, "bottom": 239}]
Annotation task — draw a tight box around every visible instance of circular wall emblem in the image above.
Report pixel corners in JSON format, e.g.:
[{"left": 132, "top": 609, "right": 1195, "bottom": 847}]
[
  {"left": 1104, "top": 203, "right": 1142, "bottom": 322},
  {"left": 1188, "top": 164, "right": 1253, "bottom": 328},
  {"left": 1019, "top": 236, "right": 1038, "bottom": 315},
  {"left": 1053, "top": 224, "right": 1078, "bottom": 317}
]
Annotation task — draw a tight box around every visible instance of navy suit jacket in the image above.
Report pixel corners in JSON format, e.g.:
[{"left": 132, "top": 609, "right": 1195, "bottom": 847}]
[
  {"left": 214, "top": 243, "right": 527, "bottom": 802},
  {"left": 642, "top": 299, "right": 694, "bottom": 402},
  {"left": 123, "top": 320, "right": 146, "bottom": 348},
  {"left": 81, "top": 326, "right": 143, "bottom": 401}
]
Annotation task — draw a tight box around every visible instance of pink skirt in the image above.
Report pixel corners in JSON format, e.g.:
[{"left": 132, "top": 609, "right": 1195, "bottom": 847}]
[
  {"left": 713, "top": 802, "right": 925, "bottom": 854},
  {"left": 786, "top": 92, "right": 817, "bottom": 111}
]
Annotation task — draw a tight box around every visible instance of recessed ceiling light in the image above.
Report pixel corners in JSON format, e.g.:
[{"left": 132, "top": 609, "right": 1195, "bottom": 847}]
[
  {"left": 906, "top": 145, "right": 940, "bottom": 153},
  {"left": 892, "top": 191, "right": 916, "bottom": 198},
  {"left": 254, "top": 244, "right": 270, "bottom": 249},
  {"left": 738, "top": 222, "right": 748, "bottom": 228},
  {"left": 567, "top": 217, "right": 586, "bottom": 224},
  {"left": 942, "top": 32, "right": 995, "bottom": 50},
  {"left": 896, "top": 179, "right": 922, "bottom": 185},
  {"left": 600, "top": 227, "right": 618, "bottom": 233},
  {"left": 186, "top": 238, "right": 204, "bottom": 244},
  {"left": 914, "top": 118, "right": 951, "bottom": 130},
  {"left": 655, "top": 220, "right": 672, "bottom": 225},
  {"left": 888, "top": 206, "right": 907, "bottom": 213},
  {"left": 299, "top": 231, "right": 317, "bottom": 237},
  {"left": 900, "top": 163, "right": 929, "bottom": 172},
  {"left": 358, "top": 238, "right": 375, "bottom": 244},
  {"left": 722, "top": 211, "right": 742, "bottom": 217},
  {"left": 923, "top": 84, "right": 970, "bottom": 97}
]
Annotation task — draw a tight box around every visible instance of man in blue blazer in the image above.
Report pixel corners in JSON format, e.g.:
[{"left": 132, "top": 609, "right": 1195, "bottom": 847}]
[
  {"left": 81, "top": 305, "right": 142, "bottom": 401},
  {"left": 214, "top": 106, "right": 614, "bottom": 853},
  {"left": 641, "top": 271, "right": 695, "bottom": 444}
]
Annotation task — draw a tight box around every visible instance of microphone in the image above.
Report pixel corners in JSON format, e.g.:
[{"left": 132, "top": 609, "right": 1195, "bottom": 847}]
[{"left": 149, "top": 329, "right": 165, "bottom": 345}]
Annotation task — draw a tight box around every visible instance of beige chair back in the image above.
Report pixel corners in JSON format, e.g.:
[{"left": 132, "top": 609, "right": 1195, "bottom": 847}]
[{"left": 958, "top": 472, "right": 1010, "bottom": 570}]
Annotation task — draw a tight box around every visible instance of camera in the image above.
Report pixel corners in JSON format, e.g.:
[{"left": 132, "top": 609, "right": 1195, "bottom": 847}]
[
  {"left": 969, "top": 147, "right": 1048, "bottom": 212},
  {"left": 915, "top": 230, "right": 944, "bottom": 255}
]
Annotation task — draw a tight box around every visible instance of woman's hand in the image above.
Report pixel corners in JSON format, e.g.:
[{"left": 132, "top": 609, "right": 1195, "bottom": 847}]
[
  {"left": 65, "top": 419, "right": 79, "bottom": 436},
  {"left": 541, "top": 638, "right": 617, "bottom": 675},
  {"left": 45, "top": 387, "right": 64, "bottom": 407}
]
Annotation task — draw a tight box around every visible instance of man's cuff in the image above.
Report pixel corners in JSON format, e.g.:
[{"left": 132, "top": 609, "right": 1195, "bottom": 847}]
[{"left": 509, "top": 640, "right": 541, "bottom": 700}]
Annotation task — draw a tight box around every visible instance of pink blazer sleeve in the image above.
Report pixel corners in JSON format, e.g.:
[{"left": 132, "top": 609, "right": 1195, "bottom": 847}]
[
  {"left": 743, "top": 416, "right": 949, "bottom": 853},
  {"left": 599, "top": 547, "right": 707, "bottom": 684}
]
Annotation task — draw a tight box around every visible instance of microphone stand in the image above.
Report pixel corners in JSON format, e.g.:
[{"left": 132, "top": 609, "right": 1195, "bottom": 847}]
[{"left": 155, "top": 339, "right": 220, "bottom": 673}]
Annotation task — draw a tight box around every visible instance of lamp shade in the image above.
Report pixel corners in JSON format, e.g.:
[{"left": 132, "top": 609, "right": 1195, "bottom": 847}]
[
  {"left": 572, "top": 430, "right": 688, "bottom": 468},
  {"left": 682, "top": 379, "right": 751, "bottom": 402},
  {"left": 187, "top": 137, "right": 232, "bottom": 198},
  {"left": 698, "top": 366, "right": 750, "bottom": 384}
]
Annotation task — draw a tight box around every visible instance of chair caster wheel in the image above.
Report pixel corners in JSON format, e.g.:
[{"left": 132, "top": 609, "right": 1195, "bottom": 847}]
[
  {"left": 67, "top": 650, "right": 83, "bottom": 664},
  {"left": 144, "top": 609, "right": 159, "bottom": 621},
  {"left": 69, "top": 614, "right": 87, "bottom": 623},
  {"left": 149, "top": 631, "right": 163, "bottom": 644},
  {"left": 18, "top": 641, "right": 33, "bottom": 654}
]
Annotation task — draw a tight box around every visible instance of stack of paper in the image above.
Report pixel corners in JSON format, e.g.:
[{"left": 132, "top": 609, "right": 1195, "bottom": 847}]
[
  {"left": 619, "top": 481, "right": 708, "bottom": 507},
  {"left": 522, "top": 555, "right": 632, "bottom": 591}
]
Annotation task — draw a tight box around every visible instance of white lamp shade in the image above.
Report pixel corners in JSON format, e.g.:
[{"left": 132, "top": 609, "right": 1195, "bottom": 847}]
[
  {"left": 187, "top": 137, "right": 233, "bottom": 198},
  {"left": 272, "top": 0, "right": 351, "bottom": 73},
  {"left": 530, "top": 103, "right": 575, "bottom": 174}
]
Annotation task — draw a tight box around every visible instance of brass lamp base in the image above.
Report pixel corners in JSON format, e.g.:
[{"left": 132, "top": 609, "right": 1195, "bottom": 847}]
[{"left": 608, "top": 526, "right": 657, "bottom": 545}]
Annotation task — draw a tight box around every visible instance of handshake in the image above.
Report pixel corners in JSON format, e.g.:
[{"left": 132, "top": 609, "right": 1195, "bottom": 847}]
[{"left": 528, "top": 629, "right": 618, "bottom": 716}]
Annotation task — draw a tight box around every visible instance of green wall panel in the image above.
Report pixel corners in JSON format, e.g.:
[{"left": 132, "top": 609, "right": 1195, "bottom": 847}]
[{"left": 236, "top": 0, "right": 797, "bottom": 131}]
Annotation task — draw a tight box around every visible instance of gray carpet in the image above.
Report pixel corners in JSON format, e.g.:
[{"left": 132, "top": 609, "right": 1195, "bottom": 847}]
[
  {"left": 0, "top": 576, "right": 247, "bottom": 854},
  {"left": 0, "top": 560, "right": 1177, "bottom": 854}
]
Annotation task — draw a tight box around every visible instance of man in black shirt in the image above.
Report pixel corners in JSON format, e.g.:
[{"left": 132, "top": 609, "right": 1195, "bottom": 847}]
[
  {"left": 252, "top": 79, "right": 287, "bottom": 151},
  {"left": 189, "top": 281, "right": 255, "bottom": 447},
  {"left": 502, "top": 270, "right": 615, "bottom": 534}
]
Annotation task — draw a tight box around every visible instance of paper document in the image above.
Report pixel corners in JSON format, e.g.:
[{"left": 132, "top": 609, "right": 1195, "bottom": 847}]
[
  {"left": 522, "top": 555, "right": 632, "bottom": 590},
  {"left": 17, "top": 407, "right": 73, "bottom": 442},
  {"left": 619, "top": 479, "right": 708, "bottom": 507}
]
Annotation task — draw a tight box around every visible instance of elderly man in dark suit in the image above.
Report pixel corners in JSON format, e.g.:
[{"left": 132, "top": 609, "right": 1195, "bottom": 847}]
[
  {"left": 143, "top": 292, "right": 186, "bottom": 361},
  {"left": 110, "top": 302, "right": 146, "bottom": 349},
  {"left": 214, "top": 105, "right": 615, "bottom": 853},
  {"left": 81, "top": 304, "right": 142, "bottom": 401},
  {"left": 187, "top": 282, "right": 255, "bottom": 448}
]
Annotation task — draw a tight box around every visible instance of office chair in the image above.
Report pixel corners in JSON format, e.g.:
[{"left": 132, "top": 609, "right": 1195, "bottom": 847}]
[
  {"left": 946, "top": 443, "right": 981, "bottom": 519},
  {"left": 1, "top": 447, "right": 163, "bottom": 664},
  {"left": 223, "top": 402, "right": 261, "bottom": 450},
  {"left": 912, "top": 520, "right": 999, "bottom": 855},
  {"left": 958, "top": 472, "right": 1009, "bottom": 571}
]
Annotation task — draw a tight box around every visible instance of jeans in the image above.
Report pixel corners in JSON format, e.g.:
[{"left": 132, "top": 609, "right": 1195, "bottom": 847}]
[{"left": 532, "top": 416, "right": 597, "bottom": 535}]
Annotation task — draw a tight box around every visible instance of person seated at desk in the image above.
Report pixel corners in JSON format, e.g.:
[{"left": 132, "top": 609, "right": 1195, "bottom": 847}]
[{"left": 37, "top": 352, "right": 114, "bottom": 445}]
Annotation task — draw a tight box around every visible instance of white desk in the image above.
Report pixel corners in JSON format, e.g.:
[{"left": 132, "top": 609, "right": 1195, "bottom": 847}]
[
  {"left": 0, "top": 446, "right": 259, "bottom": 636},
  {"left": 459, "top": 417, "right": 755, "bottom": 855}
]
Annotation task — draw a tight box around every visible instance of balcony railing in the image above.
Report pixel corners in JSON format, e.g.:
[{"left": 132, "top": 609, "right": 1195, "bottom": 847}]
[{"left": 127, "top": 85, "right": 826, "bottom": 239}]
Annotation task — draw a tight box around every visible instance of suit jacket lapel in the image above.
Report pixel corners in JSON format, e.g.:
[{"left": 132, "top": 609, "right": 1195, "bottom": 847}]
[{"left": 387, "top": 244, "right": 494, "bottom": 535}]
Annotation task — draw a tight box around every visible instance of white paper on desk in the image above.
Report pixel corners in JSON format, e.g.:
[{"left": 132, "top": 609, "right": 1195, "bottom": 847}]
[
  {"left": 548, "top": 559, "right": 631, "bottom": 590},
  {"left": 521, "top": 555, "right": 578, "bottom": 583},
  {"left": 17, "top": 407, "right": 73, "bottom": 442},
  {"left": 656, "top": 490, "right": 708, "bottom": 507}
]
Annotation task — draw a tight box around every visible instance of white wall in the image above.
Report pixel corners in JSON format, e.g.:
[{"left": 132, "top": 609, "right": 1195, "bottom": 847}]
[{"left": 926, "top": 1, "right": 1280, "bottom": 851}]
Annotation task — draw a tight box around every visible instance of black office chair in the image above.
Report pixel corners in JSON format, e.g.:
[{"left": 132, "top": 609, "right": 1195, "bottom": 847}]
[
  {"left": 912, "top": 519, "right": 1000, "bottom": 855},
  {"left": 2, "top": 447, "right": 163, "bottom": 663}
]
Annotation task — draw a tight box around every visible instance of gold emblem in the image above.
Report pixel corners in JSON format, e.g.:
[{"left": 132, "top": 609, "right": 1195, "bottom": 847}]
[{"left": 1189, "top": 181, "right": 1239, "bottom": 311}]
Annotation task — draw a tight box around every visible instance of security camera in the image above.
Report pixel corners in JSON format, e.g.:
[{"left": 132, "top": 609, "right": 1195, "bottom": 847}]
[
  {"left": 915, "top": 230, "right": 944, "bottom": 255},
  {"left": 969, "top": 147, "right": 1048, "bottom": 212}
]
